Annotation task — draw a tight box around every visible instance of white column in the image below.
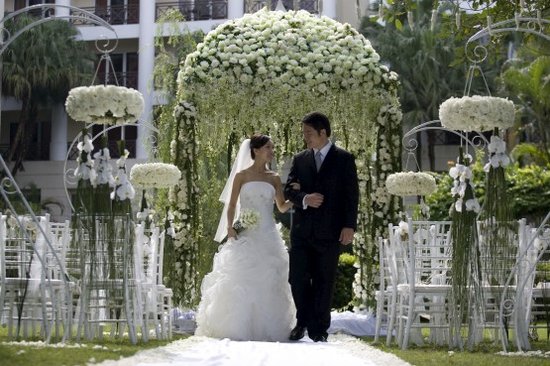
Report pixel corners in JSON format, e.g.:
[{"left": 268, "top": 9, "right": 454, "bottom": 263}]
[
  {"left": 321, "top": 0, "right": 337, "bottom": 19},
  {"left": 228, "top": 0, "right": 244, "bottom": 19},
  {"left": 51, "top": 0, "right": 70, "bottom": 161},
  {"left": 50, "top": 104, "right": 68, "bottom": 161},
  {"left": 55, "top": 0, "right": 70, "bottom": 17},
  {"left": 136, "top": 0, "right": 156, "bottom": 160}
]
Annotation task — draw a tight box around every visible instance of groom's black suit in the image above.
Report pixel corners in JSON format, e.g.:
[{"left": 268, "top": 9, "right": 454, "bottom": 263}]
[{"left": 285, "top": 144, "right": 359, "bottom": 339}]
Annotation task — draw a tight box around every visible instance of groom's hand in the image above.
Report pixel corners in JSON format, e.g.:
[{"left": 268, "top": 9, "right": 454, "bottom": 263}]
[
  {"left": 339, "top": 228, "right": 355, "bottom": 245},
  {"left": 304, "top": 193, "right": 324, "bottom": 208}
]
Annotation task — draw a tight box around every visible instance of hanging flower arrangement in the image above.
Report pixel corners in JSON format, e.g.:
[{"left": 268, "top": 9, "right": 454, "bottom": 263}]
[
  {"left": 385, "top": 171, "right": 437, "bottom": 197},
  {"left": 130, "top": 163, "right": 182, "bottom": 189},
  {"left": 65, "top": 85, "right": 144, "bottom": 125},
  {"left": 439, "top": 95, "right": 515, "bottom": 132}
]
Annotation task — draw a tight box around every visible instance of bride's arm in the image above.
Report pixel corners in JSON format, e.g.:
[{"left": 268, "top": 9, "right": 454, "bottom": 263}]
[
  {"left": 273, "top": 175, "right": 293, "bottom": 213},
  {"left": 227, "top": 173, "right": 243, "bottom": 238}
]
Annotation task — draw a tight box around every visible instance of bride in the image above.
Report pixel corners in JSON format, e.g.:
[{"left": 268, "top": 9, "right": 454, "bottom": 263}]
[{"left": 195, "top": 134, "right": 297, "bottom": 341}]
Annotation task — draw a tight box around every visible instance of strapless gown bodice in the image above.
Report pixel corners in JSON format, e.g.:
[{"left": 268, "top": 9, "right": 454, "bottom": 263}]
[
  {"left": 194, "top": 181, "right": 296, "bottom": 342},
  {"left": 238, "top": 181, "right": 276, "bottom": 231}
]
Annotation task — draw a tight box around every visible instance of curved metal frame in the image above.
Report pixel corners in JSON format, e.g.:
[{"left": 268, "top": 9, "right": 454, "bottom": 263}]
[
  {"left": 464, "top": 14, "right": 550, "bottom": 65},
  {"left": 0, "top": 4, "right": 118, "bottom": 55},
  {"left": 498, "top": 212, "right": 550, "bottom": 352},
  {"left": 0, "top": 4, "right": 117, "bottom": 343},
  {"left": 402, "top": 119, "right": 489, "bottom": 159}
]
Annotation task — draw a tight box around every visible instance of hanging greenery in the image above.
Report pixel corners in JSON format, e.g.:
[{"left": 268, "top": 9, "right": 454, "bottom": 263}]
[
  {"left": 448, "top": 148, "right": 484, "bottom": 350},
  {"left": 172, "top": 9, "right": 402, "bottom": 308},
  {"left": 167, "top": 102, "right": 200, "bottom": 307},
  {"left": 479, "top": 130, "right": 516, "bottom": 303}
]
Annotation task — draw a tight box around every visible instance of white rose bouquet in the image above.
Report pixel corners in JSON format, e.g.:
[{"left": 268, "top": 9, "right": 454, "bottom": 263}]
[
  {"left": 130, "top": 162, "right": 181, "bottom": 189},
  {"left": 439, "top": 95, "right": 515, "bottom": 132},
  {"left": 65, "top": 85, "right": 144, "bottom": 125},
  {"left": 233, "top": 208, "right": 260, "bottom": 235},
  {"left": 386, "top": 171, "right": 437, "bottom": 196}
]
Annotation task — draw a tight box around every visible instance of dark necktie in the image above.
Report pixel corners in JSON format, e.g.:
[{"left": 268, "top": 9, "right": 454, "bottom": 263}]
[{"left": 315, "top": 150, "right": 323, "bottom": 172}]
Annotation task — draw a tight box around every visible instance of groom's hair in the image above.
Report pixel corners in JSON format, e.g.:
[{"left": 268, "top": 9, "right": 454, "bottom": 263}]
[
  {"left": 250, "top": 133, "right": 271, "bottom": 159},
  {"left": 302, "top": 112, "right": 331, "bottom": 137}
]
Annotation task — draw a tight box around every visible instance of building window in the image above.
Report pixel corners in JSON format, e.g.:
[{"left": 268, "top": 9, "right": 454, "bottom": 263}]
[{"left": 96, "top": 52, "right": 138, "bottom": 89}]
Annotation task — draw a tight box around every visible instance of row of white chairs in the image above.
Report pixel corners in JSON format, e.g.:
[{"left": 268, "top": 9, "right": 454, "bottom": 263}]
[
  {"left": 0, "top": 212, "right": 173, "bottom": 343},
  {"left": 374, "top": 218, "right": 549, "bottom": 351}
]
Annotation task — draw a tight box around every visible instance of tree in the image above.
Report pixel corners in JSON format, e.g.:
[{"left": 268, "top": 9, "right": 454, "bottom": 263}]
[
  {"left": 361, "top": 0, "right": 465, "bottom": 170},
  {"left": 2, "top": 15, "right": 95, "bottom": 176},
  {"left": 500, "top": 56, "right": 550, "bottom": 161}
]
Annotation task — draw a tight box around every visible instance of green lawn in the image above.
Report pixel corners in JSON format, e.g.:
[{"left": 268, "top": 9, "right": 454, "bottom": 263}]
[{"left": 1, "top": 328, "right": 549, "bottom": 366}]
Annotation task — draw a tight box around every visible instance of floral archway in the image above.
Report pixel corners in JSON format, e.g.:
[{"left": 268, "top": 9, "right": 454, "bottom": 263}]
[{"left": 165, "top": 9, "right": 403, "bottom": 308}]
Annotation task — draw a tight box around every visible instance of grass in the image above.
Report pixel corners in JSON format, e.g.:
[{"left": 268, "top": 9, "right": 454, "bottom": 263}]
[
  {"left": 361, "top": 326, "right": 550, "bottom": 366},
  {"left": 1, "top": 326, "right": 549, "bottom": 365},
  {"left": 0, "top": 327, "right": 188, "bottom": 366}
]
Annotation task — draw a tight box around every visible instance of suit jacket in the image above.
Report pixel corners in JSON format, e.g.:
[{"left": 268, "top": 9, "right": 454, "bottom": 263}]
[{"left": 285, "top": 144, "right": 359, "bottom": 243}]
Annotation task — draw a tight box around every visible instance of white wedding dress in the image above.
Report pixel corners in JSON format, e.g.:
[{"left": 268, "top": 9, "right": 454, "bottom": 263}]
[{"left": 195, "top": 181, "right": 296, "bottom": 341}]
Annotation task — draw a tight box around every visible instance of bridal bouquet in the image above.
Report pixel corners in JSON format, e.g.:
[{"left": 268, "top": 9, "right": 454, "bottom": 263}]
[{"left": 233, "top": 209, "right": 260, "bottom": 234}]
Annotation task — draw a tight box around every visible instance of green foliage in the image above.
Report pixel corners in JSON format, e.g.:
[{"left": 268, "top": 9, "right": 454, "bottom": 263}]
[
  {"left": 0, "top": 183, "right": 41, "bottom": 215},
  {"left": 2, "top": 15, "right": 95, "bottom": 175},
  {"left": 426, "top": 155, "right": 550, "bottom": 224},
  {"left": 507, "top": 164, "right": 550, "bottom": 223},
  {"left": 535, "top": 262, "right": 550, "bottom": 284},
  {"left": 512, "top": 143, "right": 550, "bottom": 167},
  {"left": 500, "top": 56, "right": 550, "bottom": 157},
  {"left": 332, "top": 253, "right": 357, "bottom": 310}
]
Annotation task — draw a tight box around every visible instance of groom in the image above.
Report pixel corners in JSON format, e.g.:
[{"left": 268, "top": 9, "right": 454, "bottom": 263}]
[{"left": 285, "top": 111, "right": 359, "bottom": 342}]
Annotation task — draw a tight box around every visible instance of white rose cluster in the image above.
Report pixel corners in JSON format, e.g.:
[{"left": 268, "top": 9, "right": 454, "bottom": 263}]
[
  {"left": 130, "top": 163, "right": 182, "bottom": 189},
  {"left": 385, "top": 172, "right": 437, "bottom": 197},
  {"left": 179, "top": 9, "right": 395, "bottom": 95},
  {"left": 439, "top": 95, "right": 515, "bottom": 132},
  {"left": 65, "top": 85, "right": 144, "bottom": 125}
]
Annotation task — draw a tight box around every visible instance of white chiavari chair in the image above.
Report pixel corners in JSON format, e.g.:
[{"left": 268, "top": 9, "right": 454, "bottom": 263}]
[{"left": 396, "top": 219, "right": 453, "bottom": 349}]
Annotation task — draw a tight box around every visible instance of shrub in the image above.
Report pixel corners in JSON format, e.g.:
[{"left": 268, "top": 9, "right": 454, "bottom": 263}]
[{"left": 332, "top": 252, "right": 357, "bottom": 310}]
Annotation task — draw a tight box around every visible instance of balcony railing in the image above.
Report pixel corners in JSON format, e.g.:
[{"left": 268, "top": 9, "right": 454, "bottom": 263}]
[
  {"left": 72, "top": 4, "right": 140, "bottom": 25},
  {"left": 156, "top": 1, "right": 228, "bottom": 22},
  {"left": 94, "top": 71, "right": 138, "bottom": 90},
  {"left": 245, "top": 0, "right": 319, "bottom": 14}
]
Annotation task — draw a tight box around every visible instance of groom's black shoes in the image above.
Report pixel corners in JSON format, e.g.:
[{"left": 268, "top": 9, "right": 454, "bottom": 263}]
[
  {"left": 289, "top": 325, "right": 306, "bottom": 341},
  {"left": 310, "top": 334, "right": 328, "bottom": 342}
]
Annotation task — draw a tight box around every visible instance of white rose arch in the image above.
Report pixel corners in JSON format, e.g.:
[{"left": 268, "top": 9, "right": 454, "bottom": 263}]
[{"left": 165, "top": 9, "right": 403, "bottom": 308}]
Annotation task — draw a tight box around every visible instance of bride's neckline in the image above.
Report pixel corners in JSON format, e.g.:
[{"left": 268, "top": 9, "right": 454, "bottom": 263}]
[{"left": 241, "top": 180, "right": 275, "bottom": 191}]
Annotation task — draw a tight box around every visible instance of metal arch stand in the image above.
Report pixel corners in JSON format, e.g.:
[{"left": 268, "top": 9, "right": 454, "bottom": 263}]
[
  {"left": 460, "top": 11, "right": 550, "bottom": 353},
  {"left": 402, "top": 120, "right": 489, "bottom": 162},
  {"left": 0, "top": 4, "right": 118, "bottom": 55},
  {"left": 0, "top": 4, "right": 116, "bottom": 344}
]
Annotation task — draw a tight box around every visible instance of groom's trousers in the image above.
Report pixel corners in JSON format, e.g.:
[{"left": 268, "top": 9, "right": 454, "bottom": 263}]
[{"left": 289, "top": 237, "right": 340, "bottom": 337}]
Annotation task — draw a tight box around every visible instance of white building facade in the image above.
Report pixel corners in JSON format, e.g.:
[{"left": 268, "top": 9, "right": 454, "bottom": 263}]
[{"left": 0, "top": 0, "right": 373, "bottom": 219}]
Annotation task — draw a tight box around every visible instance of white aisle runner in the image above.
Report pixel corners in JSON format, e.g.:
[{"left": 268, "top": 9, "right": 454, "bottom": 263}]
[{"left": 94, "top": 334, "right": 410, "bottom": 366}]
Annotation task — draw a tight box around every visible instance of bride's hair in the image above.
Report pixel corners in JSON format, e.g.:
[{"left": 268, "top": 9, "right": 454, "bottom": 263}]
[{"left": 249, "top": 133, "right": 271, "bottom": 159}]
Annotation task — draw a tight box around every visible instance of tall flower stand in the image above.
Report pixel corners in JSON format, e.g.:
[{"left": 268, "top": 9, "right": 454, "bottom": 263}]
[{"left": 74, "top": 213, "right": 139, "bottom": 343}]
